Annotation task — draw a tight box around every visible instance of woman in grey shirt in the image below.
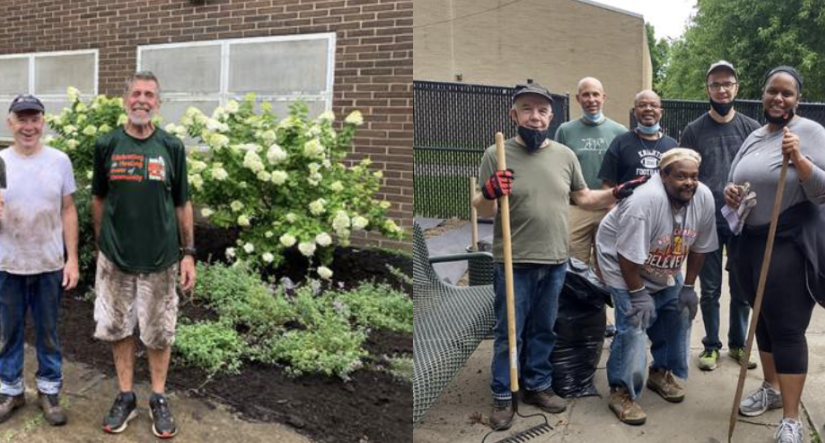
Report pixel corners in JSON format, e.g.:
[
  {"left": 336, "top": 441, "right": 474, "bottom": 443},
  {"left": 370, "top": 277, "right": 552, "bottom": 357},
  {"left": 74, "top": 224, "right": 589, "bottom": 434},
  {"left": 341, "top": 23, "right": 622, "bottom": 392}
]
[{"left": 725, "top": 66, "right": 825, "bottom": 443}]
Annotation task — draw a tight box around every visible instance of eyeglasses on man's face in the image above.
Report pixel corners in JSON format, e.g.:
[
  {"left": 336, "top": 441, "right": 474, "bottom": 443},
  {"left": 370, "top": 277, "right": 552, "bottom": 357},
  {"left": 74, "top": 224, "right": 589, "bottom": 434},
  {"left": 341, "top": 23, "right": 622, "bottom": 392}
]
[{"left": 707, "top": 82, "right": 738, "bottom": 91}]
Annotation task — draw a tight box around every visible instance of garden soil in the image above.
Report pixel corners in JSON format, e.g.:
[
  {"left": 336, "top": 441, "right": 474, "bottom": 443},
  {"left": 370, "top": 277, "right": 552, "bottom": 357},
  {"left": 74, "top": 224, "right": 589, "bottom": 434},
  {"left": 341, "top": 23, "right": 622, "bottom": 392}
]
[{"left": 26, "top": 239, "right": 412, "bottom": 443}]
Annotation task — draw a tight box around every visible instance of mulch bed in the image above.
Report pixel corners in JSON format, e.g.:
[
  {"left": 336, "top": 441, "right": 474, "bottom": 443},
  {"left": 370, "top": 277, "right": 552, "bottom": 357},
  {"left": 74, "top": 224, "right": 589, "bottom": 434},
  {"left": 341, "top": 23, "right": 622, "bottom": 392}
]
[{"left": 28, "top": 226, "right": 413, "bottom": 443}]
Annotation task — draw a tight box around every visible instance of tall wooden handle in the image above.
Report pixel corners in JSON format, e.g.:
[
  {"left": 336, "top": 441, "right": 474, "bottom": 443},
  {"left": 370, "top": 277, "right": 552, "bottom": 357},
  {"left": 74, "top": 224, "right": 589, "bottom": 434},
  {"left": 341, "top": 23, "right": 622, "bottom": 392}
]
[
  {"left": 470, "top": 177, "right": 479, "bottom": 252},
  {"left": 495, "top": 132, "right": 518, "bottom": 393},
  {"left": 728, "top": 154, "right": 790, "bottom": 442}
]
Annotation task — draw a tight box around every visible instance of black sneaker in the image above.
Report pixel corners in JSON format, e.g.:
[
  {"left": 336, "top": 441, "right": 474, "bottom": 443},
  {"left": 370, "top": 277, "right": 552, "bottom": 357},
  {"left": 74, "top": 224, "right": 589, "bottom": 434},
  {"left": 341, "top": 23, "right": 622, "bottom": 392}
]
[
  {"left": 149, "top": 393, "right": 177, "bottom": 439},
  {"left": 102, "top": 391, "right": 137, "bottom": 434}
]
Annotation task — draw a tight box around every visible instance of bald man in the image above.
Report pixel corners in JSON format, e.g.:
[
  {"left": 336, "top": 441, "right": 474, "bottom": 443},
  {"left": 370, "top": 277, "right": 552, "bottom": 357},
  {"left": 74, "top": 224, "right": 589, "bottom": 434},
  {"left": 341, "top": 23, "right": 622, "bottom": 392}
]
[
  {"left": 555, "top": 77, "right": 627, "bottom": 265},
  {"left": 598, "top": 90, "right": 678, "bottom": 189},
  {"left": 595, "top": 148, "right": 718, "bottom": 425}
]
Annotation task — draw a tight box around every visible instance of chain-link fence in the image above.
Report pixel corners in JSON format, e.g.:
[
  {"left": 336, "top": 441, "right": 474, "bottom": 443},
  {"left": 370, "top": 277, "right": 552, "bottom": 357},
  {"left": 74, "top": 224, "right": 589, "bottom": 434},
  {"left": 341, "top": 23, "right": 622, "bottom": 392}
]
[{"left": 414, "top": 80, "right": 569, "bottom": 219}]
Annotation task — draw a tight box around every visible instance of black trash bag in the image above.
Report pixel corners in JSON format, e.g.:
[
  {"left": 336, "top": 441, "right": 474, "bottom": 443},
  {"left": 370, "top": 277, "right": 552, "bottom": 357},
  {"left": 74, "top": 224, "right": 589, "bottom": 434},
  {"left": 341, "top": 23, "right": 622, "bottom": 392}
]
[{"left": 551, "top": 258, "right": 611, "bottom": 398}]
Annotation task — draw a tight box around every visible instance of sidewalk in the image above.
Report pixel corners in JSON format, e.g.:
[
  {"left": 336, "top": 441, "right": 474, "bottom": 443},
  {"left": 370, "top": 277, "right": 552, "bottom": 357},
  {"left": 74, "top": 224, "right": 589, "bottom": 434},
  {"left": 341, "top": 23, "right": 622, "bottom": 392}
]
[
  {"left": 414, "top": 222, "right": 825, "bottom": 443},
  {"left": 1, "top": 346, "right": 311, "bottom": 443}
]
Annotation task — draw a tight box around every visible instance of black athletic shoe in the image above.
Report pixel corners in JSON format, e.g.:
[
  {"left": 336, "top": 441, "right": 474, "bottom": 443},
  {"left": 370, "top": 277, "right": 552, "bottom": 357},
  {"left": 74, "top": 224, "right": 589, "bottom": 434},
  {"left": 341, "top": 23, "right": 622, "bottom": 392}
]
[
  {"left": 102, "top": 391, "right": 137, "bottom": 434},
  {"left": 149, "top": 393, "right": 177, "bottom": 439}
]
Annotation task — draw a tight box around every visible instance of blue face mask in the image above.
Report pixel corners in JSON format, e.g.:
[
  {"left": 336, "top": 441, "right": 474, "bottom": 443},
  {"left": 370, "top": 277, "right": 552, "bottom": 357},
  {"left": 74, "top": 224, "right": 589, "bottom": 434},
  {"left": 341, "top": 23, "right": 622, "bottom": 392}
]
[
  {"left": 582, "top": 110, "right": 604, "bottom": 124},
  {"left": 635, "top": 122, "right": 661, "bottom": 135},
  {"left": 517, "top": 126, "right": 550, "bottom": 153}
]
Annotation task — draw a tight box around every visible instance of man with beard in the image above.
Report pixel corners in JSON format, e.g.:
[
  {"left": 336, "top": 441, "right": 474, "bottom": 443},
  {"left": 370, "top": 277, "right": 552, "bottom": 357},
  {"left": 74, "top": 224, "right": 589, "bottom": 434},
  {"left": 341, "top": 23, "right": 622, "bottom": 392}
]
[
  {"left": 473, "top": 81, "right": 646, "bottom": 430},
  {"left": 91, "top": 71, "right": 195, "bottom": 438},
  {"left": 599, "top": 90, "right": 678, "bottom": 188},
  {"left": 679, "top": 61, "right": 761, "bottom": 372},
  {"left": 595, "top": 148, "right": 718, "bottom": 425}
]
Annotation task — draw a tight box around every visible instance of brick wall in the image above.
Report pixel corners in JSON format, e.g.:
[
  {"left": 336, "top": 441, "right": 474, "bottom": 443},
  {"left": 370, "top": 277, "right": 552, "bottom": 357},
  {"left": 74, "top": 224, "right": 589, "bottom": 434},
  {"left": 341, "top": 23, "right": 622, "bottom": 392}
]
[{"left": 0, "top": 0, "right": 412, "bottom": 250}]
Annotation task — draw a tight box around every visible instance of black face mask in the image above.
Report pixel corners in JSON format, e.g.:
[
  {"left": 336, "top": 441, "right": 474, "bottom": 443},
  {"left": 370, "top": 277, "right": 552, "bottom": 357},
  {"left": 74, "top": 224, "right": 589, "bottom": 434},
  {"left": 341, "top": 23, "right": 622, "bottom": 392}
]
[
  {"left": 764, "top": 108, "right": 795, "bottom": 127},
  {"left": 517, "top": 126, "right": 550, "bottom": 153},
  {"left": 710, "top": 99, "right": 734, "bottom": 117}
]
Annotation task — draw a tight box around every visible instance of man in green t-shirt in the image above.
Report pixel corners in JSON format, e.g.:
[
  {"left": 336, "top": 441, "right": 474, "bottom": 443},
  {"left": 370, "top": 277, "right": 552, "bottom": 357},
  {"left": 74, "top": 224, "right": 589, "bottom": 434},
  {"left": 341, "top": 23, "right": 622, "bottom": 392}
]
[
  {"left": 555, "top": 77, "right": 627, "bottom": 266},
  {"left": 91, "top": 71, "right": 195, "bottom": 439},
  {"left": 473, "top": 81, "right": 646, "bottom": 431}
]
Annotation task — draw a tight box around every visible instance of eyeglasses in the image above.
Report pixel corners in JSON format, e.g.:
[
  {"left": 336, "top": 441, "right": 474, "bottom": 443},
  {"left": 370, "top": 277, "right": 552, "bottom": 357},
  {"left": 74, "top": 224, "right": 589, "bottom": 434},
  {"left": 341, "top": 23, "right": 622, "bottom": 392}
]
[
  {"left": 635, "top": 102, "right": 661, "bottom": 110},
  {"left": 707, "top": 82, "right": 738, "bottom": 91}
]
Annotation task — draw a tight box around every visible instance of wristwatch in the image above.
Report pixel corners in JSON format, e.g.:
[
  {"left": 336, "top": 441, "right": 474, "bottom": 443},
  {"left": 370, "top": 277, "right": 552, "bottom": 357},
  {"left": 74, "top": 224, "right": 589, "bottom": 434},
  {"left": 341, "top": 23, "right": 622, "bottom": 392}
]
[{"left": 181, "top": 246, "right": 197, "bottom": 257}]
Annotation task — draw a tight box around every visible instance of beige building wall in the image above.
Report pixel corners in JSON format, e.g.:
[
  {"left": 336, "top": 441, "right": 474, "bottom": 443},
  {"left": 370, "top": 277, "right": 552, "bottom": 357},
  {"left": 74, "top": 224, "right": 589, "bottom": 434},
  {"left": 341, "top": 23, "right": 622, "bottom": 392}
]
[{"left": 415, "top": 0, "right": 653, "bottom": 126}]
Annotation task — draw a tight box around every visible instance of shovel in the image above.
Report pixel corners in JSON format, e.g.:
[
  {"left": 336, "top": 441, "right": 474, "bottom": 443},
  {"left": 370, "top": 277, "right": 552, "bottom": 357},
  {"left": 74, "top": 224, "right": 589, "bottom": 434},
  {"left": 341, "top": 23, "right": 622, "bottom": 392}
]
[
  {"left": 482, "top": 133, "right": 553, "bottom": 443},
  {"left": 727, "top": 153, "right": 790, "bottom": 442}
]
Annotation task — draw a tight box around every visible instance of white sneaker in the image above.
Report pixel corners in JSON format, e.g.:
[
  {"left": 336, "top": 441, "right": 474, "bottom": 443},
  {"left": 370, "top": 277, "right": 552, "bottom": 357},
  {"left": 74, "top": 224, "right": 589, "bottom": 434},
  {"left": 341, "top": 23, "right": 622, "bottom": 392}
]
[
  {"left": 739, "top": 381, "right": 782, "bottom": 417},
  {"left": 775, "top": 418, "right": 804, "bottom": 443}
]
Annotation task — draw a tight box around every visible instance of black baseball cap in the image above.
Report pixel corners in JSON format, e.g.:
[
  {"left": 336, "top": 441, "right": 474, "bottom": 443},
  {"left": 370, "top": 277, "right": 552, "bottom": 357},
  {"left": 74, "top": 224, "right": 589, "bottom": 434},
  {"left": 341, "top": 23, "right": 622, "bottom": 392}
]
[
  {"left": 707, "top": 60, "right": 737, "bottom": 79},
  {"left": 513, "top": 81, "right": 554, "bottom": 104},
  {"left": 9, "top": 94, "right": 45, "bottom": 114}
]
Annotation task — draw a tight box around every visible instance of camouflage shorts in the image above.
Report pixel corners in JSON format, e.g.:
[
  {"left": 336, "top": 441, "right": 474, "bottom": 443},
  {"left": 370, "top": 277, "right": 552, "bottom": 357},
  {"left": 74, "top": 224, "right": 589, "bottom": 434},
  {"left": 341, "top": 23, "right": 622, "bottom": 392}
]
[{"left": 93, "top": 253, "right": 179, "bottom": 349}]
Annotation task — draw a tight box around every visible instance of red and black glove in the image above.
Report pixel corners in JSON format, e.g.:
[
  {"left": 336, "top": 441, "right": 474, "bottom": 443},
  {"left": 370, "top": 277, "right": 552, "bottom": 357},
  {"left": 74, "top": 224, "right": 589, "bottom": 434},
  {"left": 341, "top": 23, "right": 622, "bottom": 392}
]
[
  {"left": 612, "top": 175, "right": 648, "bottom": 200},
  {"left": 481, "top": 169, "right": 515, "bottom": 200}
]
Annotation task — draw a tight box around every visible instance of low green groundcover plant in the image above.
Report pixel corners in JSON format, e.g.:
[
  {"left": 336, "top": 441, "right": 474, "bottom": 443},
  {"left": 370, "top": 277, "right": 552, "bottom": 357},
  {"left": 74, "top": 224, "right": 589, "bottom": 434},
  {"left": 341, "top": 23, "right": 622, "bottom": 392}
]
[{"left": 177, "top": 262, "right": 412, "bottom": 379}]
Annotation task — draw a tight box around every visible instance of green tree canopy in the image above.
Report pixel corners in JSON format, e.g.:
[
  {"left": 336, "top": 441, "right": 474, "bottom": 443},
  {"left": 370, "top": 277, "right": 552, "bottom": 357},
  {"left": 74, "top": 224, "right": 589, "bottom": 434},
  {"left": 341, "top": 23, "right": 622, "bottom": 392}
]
[
  {"left": 660, "top": 0, "right": 825, "bottom": 101},
  {"left": 646, "top": 23, "right": 670, "bottom": 94}
]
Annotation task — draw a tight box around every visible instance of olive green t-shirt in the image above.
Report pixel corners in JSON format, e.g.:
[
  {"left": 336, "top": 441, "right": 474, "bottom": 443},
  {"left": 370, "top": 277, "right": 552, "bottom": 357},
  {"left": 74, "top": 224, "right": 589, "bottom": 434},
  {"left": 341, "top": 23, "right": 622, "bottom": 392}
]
[
  {"left": 555, "top": 117, "right": 627, "bottom": 190},
  {"left": 92, "top": 127, "right": 190, "bottom": 273},
  {"left": 478, "top": 138, "right": 586, "bottom": 264}
]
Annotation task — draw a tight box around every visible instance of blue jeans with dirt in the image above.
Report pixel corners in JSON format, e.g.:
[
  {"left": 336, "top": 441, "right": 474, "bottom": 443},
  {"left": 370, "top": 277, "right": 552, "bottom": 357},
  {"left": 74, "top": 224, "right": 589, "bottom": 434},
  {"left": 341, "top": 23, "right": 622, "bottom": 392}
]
[
  {"left": 699, "top": 228, "right": 750, "bottom": 352},
  {"left": 0, "top": 271, "right": 64, "bottom": 396},
  {"left": 490, "top": 263, "right": 566, "bottom": 401},
  {"left": 606, "top": 276, "right": 691, "bottom": 400}
]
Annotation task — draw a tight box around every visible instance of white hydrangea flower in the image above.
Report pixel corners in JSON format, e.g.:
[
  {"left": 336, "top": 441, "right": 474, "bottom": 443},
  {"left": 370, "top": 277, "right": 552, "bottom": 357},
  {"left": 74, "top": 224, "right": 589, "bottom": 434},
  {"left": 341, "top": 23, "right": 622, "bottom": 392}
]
[
  {"left": 64, "top": 125, "right": 78, "bottom": 135},
  {"left": 308, "top": 163, "right": 321, "bottom": 174},
  {"left": 226, "top": 100, "right": 240, "bottom": 114},
  {"left": 318, "top": 110, "right": 335, "bottom": 122},
  {"left": 345, "top": 110, "right": 364, "bottom": 125},
  {"left": 226, "top": 247, "right": 236, "bottom": 258},
  {"left": 210, "top": 134, "right": 230, "bottom": 150},
  {"left": 237, "top": 215, "right": 251, "bottom": 227},
  {"left": 83, "top": 125, "right": 97, "bottom": 136},
  {"left": 307, "top": 125, "right": 322, "bottom": 138},
  {"left": 206, "top": 118, "right": 224, "bottom": 132},
  {"left": 86, "top": 171, "right": 93, "bottom": 180},
  {"left": 384, "top": 219, "right": 401, "bottom": 233},
  {"left": 308, "top": 198, "right": 327, "bottom": 216},
  {"left": 261, "top": 130, "right": 277, "bottom": 145},
  {"left": 201, "top": 208, "right": 214, "bottom": 218},
  {"left": 352, "top": 216, "right": 369, "bottom": 230},
  {"left": 303, "top": 139, "right": 325, "bottom": 159},
  {"left": 211, "top": 107, "right": 227, "bottom": 121},
  {"left": 322, "top": 159, "right": 332, "bottom": 169},
  {"left": 165, "top": 123, "right": 179, "bottom": 133},
  {"left": 315, "top": 232, "right": 332, "bottom": 247},
  {"left": 211, "top": 166, "right": 229, "bottom": 181},
  {"left": 66, "top": 139, "right": 80, "bottom": 150},
  {"left": 332, "top": 210, "right": 351, "bottom": 232},
  {"left": 307, "top": 173, "right": 322, "bottom": 187},
  {"left": 257, "top": 171, "right": 271, "bottom": 182},
  {"left": 379, "top": 201, "right": 392, "bottom": 210},
  {"left": 373, "top": 170, "right": 383, "bottom": 179},
  {"left": 265, "top": 231, "right": 274, "bottom": 238},
  {"left": 280, "top": 233, "right": 297, "bottom": 248},
  {"left": 190, "top": 160, "right": 208, "bottom": 173},
  {"left": 230, "top": 201, "right": 244, "bottom": 212},
  {"left": 285, "top": 213, "right": 296, "bottom": 223},
  {"left": 270, "top": 170, "right": 288, "bottom": 185},
  {"left": 360, "top": 157, "right": 373, "bottom": 167},
  {"left": 99, "top": 124, "right": 112, "bottom": 133},
  {"left": 330, "top": 181, "right": 344, "bottom": 193},
  {"left": 243, "top": 242, "right": 255, "bottom": 253},
  {"left": 266, "top": 144, "right": 287, "bottom": 164},
  {"left": 317, "top": 266, "right": 333, "bottom": 280},
  {"left": 67, "top": 86, "right": 80, "bottom": 102},
  {"left": 262, "top": 252, "right": 274, "bottom": 263},
  {"left": 117, "top": 114, "right": 128, "bottom": 126},
  {"left": 189, "top": 174, "right": 204, "bottom": 190},
  {"left": 298, "top": 241, "right": 316, "bottom": 257},
  {"left": 243, "top": 150, "right": 265, "bottom": 173}
]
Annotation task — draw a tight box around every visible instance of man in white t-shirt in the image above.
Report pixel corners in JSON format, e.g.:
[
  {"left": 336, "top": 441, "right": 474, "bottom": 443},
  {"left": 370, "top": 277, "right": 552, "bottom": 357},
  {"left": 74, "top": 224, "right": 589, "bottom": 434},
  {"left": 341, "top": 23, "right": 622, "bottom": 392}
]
[
  {"left": 0, "top": 94, "right": 79, "bottom": 426},
  {"left": 595, "top": 148, "right": 718, "bottom": 426}
]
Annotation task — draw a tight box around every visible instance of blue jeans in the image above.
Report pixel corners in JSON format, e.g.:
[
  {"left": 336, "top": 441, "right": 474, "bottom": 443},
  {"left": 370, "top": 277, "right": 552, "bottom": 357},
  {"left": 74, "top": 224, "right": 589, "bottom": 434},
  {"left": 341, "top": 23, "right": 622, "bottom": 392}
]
[
  {"left": 606, "top": 276, "right": 691, "bottom": 400},
  {"left": 0, "top": 271, "right": 64, "bottom": 395},
  {"left": 699, "top": 228, "right": 750, "bottom": 351},
  {"left": 490, "top": 263, "right": 566, "bottom": 400}
]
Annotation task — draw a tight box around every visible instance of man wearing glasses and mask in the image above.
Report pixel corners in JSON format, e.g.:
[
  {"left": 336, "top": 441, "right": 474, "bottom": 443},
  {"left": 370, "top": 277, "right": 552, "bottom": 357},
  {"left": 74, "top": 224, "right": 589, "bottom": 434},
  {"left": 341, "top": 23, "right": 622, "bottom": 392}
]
[{"left": 678, "top": 61, "right": 761, "bottom": 373}]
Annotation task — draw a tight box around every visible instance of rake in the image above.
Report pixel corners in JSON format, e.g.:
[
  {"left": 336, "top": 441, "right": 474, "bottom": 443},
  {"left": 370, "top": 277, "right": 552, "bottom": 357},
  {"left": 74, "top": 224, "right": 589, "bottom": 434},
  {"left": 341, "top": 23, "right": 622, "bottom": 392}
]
[{"left": 481, "top": 133, "right": 555, "bottom": 443}]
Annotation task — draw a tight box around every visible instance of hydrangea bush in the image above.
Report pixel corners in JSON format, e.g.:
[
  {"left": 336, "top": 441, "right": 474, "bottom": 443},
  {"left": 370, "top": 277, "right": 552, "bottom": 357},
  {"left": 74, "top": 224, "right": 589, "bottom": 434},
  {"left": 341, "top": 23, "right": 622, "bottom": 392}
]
[{"left": 174, "top": 94, "right": 405, "bottom": 278}]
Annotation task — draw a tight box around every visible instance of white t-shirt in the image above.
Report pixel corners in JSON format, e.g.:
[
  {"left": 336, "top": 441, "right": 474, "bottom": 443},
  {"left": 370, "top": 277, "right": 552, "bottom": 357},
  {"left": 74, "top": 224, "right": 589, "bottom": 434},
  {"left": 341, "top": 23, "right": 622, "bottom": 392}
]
[
  {"left": 0, "top": 146, "right": 76, "bottom": 275},
  {"left": 596, "top": 173, "right": 718, "bottom": 291}
]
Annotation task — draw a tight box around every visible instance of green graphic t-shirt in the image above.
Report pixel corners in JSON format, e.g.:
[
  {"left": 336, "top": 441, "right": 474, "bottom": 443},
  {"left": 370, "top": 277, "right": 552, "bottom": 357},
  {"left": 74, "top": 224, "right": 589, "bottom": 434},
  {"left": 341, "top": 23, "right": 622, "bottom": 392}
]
[{"left": 92, "top": 127, "right": 189, "bottom": 273}]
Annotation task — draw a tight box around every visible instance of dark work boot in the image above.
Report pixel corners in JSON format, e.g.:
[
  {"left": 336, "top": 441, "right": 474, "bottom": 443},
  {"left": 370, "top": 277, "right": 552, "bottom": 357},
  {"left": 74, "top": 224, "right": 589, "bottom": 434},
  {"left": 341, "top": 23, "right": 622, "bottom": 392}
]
[
  {"left": 37, "top": 391, "right": 67, "bottom": 426},
  {"left": 0, "top": 393, "right": 25, "bottom": 424},
  {"left": 489, "top": 399, "right": 514, "bottom": 430},
  {"left": 522, "top": 388, "right": 567, "bottom": 413}
]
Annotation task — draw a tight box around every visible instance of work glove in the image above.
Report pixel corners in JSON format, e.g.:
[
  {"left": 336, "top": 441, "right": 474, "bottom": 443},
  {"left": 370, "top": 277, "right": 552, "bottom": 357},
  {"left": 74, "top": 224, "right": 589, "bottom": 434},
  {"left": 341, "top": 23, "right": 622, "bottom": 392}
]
[
  {"left": 627, "top": 286, "right": 655, "bottom": 328},
  {"left": 481, "top": 169, "right": 515, "bottom": 200},
  {"left": 678, "top": 284, "right": 699, "bottom": 321},
  {"left": 613, "top": 175, "right": 649, "bottom": 200}
]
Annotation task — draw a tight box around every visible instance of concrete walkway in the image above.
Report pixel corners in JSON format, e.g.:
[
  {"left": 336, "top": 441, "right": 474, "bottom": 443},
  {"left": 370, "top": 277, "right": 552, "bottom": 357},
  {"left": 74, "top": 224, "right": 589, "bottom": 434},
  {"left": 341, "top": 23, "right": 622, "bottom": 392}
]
[
  {"left": 1, "top": 346, "right": 311, "bottom": 443},
  {"left": 415, "top": 222, "right": 825, "bottom": 443}
]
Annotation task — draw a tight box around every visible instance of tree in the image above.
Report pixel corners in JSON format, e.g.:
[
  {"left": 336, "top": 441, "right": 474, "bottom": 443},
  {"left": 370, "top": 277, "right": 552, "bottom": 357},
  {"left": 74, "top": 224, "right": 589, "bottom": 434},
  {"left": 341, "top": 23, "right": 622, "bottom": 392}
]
[
  {"left": 646, "top": 23, "right": 670, "bottom": 94},
  {"left": 660, "top": 0, "right": 825, "bottom": 101}
]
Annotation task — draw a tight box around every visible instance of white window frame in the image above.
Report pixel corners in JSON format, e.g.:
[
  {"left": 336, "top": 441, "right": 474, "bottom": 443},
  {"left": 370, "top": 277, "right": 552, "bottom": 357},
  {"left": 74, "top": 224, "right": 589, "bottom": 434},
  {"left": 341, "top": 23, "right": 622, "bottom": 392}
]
[
  {"left": 0, "top": 49, "right": 99, "bottom": 141},
  {"left": 136, "top": 33, "right": 336, "bottom": 112}
]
